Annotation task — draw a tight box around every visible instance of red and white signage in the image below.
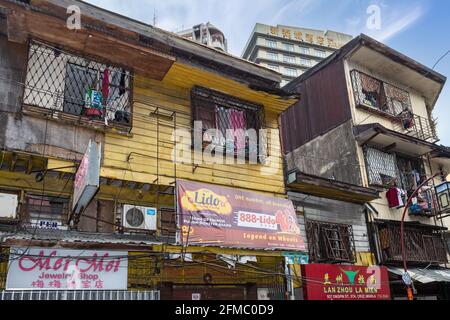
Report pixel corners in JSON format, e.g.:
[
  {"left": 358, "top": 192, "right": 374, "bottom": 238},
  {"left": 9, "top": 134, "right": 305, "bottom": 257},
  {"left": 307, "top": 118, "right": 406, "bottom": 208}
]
[
  {"left": 73, "top": 140, "right": 101, "bottom": 215},
  {"left": 301, "top": 264, "right": 391, "bottom": 300},
  {"left": 6, "top": 248, "right": 128, "bottom": 290}
]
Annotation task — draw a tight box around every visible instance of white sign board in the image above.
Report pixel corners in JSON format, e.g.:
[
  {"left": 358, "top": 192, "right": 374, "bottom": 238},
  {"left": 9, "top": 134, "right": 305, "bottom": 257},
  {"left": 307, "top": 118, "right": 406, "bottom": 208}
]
[
  {"left": 6, "top": 248, "right": 128, "bottom": 290},
  {"left": 73, "top": 140, "right": 101, "bottom": 215}
]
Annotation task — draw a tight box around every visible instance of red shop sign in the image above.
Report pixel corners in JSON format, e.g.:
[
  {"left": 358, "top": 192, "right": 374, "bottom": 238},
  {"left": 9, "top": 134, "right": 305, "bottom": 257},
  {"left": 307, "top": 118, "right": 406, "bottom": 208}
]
[{"left": 301, "top": 264, "right": 391, "bottom": 300}]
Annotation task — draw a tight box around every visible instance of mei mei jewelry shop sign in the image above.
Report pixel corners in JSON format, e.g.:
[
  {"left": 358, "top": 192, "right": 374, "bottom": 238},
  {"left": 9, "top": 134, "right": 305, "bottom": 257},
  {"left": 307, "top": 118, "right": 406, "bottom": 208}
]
[
  {"left": 177, "top": 180, "right": 306, "bottom": 251},
  {"left": 301, "top": 264, "right": 391, "bottom": 300},
  {"left": 6, "top": 248, "right": 128, "bottom": 290},
  {"left": 72, "top": 140, "right": 101, "bottom": 215}
]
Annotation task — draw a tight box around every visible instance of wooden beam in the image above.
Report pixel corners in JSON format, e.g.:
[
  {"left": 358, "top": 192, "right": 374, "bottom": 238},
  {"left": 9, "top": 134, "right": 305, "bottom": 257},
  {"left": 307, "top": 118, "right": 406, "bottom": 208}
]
[
  {"left": 9, "top": 153, "right": 17, "bottom": 172},
  {"left": 26, "top": 156, "right": 34, "bottom": 175}
]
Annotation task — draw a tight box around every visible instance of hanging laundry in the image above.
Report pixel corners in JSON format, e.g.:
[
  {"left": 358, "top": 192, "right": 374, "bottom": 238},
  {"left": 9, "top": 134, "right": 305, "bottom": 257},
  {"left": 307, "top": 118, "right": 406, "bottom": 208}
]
[
  {"left": 215, "top": 106, "right": 231, "bottom": 152},
  {"left": 230, "top": 109, "right": 246, "bottom": 153},
  {"left": 409, "top": 198, "right": 423, "bottom": 216},
  {"left": 386, "top": 187, "right": 406, "bottom": 209}
]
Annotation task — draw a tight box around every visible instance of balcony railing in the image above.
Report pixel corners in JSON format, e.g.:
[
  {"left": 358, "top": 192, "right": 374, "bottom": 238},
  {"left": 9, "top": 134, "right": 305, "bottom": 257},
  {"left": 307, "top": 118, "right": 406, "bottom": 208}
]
[
  {"left": 378, "top": 223, "right": 448, "bottom": 265},
  {"left": 0, "top": 290, "right": 160, "bottom": 301},
  {"left": 23, "top": 40, "right": 132, "bottom": 130},
  {"left": 394, "top": 112, "right": 438, "bottom": 143}
]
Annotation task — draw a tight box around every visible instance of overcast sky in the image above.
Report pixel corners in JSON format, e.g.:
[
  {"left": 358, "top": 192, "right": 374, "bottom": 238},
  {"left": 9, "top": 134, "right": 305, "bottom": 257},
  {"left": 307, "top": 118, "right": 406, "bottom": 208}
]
[{"left": 86, "top": 0, "right": 450, "bottom": 145}]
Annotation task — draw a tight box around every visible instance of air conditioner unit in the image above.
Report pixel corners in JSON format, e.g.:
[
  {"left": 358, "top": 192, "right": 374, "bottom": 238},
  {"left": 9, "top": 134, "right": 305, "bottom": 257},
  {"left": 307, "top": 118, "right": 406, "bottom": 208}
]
[
  {"left": 0, "top": 193, "right": 18, "bottom": 219},
  {"left": 122, "top": 205, "right": 157, "bottom": 231}
]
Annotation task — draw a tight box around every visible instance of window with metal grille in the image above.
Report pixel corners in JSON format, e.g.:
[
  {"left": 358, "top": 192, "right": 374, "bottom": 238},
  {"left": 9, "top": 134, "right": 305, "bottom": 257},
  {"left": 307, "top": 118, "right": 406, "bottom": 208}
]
[
  {"left": 306, "top": 220, "right": 355, "bottom": 263},
  {"left": 191, "top": 86, "right": 265, "bottom": 162},
  {"left": 24, "top": 194, "right": 69, "bottom": 230},
  {"left": 23, "top": 40, "right": 132, "bottom": 126},
  {"left": 351, "top": 70, "right": 412, "bottom": 117},
  {"left": 364, "top": 147, "right": 399, "bottom": 186},
  {"left": 377, "top": 222, "right": 448, "bottom": 264},
  {"left": 364, "top": 147, "right": 426, "bottom": 192}
]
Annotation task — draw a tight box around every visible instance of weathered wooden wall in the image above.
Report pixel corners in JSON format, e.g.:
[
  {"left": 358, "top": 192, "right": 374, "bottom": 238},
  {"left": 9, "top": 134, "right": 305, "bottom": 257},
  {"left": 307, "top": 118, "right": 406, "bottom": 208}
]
[{"left": 102, "top": 72, "right": 287, "bottom": 195}]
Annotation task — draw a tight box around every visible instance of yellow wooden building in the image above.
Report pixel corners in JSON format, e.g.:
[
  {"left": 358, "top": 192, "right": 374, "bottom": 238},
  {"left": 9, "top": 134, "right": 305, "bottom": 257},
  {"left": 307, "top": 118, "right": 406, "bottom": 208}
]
[{"left": 0, "top": 0, "right": 304, "bottom": 300}]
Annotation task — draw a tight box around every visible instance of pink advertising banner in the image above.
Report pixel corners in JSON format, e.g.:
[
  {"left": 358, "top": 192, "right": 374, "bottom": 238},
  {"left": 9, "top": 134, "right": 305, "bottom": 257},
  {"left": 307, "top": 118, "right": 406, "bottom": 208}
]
[{"left": 6, "top": 248, "right": 128, "bottom": 290}]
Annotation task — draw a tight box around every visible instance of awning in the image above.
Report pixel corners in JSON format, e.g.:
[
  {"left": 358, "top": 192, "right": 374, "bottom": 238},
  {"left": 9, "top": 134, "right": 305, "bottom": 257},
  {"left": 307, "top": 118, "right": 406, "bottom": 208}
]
[
  {"left": 388, "top": 267, "right": 450, "bottom": 284},
  {"left": 287, "top": 171, "right": 380, "bottom": 204},
  {"left": 354, "top": 123, "right": 437, "bottom": 157}
]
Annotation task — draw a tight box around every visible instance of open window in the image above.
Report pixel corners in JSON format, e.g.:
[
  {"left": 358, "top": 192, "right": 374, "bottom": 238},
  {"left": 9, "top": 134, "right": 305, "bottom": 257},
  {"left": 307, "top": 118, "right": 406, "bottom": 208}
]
[
  {"left": 23, "top": 40, "right": 132, "bottom": 128},
  {"left": 306, "top": 220, "right": 355, "bottom": 263},
  {"left": 351, "top": 70, "right": 412, "bottom": 118}
]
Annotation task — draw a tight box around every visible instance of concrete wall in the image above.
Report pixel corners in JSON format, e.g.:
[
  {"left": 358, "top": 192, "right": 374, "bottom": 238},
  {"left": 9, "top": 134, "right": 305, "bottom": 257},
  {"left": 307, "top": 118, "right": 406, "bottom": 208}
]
[
  {"left": 285, "top": 120, "right": 363, "bottom": 186},
  {"left": 0, "top": 36, "right": 27, "bottom": 114}
]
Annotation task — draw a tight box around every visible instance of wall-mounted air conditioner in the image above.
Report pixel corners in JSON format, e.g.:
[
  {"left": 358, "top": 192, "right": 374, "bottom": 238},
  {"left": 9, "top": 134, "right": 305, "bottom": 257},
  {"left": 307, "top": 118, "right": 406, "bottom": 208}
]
[
  {"left": 0, "top": 193, "right": 18, "bottom": 219},
  {"left": 122, "top": 205, "right": 157, "bottom": 231}
]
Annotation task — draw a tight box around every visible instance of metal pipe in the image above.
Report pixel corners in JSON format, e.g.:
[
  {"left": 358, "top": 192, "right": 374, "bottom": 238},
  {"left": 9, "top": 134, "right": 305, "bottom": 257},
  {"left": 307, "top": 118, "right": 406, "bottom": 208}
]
[{"left": 400, "top": 172, "right": 440, "bottom": 300}]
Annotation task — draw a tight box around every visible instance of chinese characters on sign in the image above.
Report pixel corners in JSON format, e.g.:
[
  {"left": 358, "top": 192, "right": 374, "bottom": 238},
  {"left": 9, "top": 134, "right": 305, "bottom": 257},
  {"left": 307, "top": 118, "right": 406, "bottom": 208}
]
[
  {"left": 6, "top": 248, "right": 128, "bottom": 290},
  {"left": 268, "top": 26, "right": 341, "bottom": 48},
  {"left": 177, "top": 180, "right": 306, "bottom": 251},
  {"left": 301, "top": 264, "right": 391, "bottom": 300}
]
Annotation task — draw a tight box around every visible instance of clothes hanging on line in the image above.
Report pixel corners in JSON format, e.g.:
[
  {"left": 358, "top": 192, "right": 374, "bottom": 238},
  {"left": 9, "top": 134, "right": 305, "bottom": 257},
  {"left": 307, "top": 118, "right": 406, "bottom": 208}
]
[{"left": 386, "top": 187, "right": 406, "bottom": 209}]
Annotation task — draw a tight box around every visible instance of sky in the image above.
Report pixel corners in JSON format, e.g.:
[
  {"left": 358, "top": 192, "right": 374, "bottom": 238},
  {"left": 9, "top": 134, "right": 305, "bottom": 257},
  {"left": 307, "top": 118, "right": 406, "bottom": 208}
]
[{"left": 86, "top": 0, "right": 450, "bottom": 145}]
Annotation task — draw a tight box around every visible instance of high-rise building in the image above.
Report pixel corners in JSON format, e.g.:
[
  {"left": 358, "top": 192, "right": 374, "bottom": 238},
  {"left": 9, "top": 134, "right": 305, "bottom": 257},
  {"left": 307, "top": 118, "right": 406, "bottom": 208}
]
[
  {"left": 177, "top": 22, "right": 228, "bottom": 52},
  {"left": 242, "top": 23, "right": 353, "bottom": 87}
]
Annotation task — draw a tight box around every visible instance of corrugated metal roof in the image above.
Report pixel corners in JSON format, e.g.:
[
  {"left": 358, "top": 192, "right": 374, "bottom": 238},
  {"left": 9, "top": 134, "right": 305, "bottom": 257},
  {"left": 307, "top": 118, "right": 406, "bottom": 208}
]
[
  {"left": 389, "top": 267, "right": 450, "bottom": 284},
  {"left": 1, "top": 228, "right": 162, "bottom": 246}
]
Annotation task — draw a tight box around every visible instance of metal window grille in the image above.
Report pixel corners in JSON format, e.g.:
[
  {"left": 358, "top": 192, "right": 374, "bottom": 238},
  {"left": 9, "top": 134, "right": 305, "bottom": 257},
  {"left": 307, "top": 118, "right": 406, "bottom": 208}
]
[
  {"left": 191, "top": 86, "right": 266, "bottom": 162},
  {"left": 23, "top": 40, "right": 132, "bottom": 125},
  {"left": 364, "top": 147, "right": 400, "bottom": 186},
  {"left": 351, "top": 70, "right": 412, "bottom": 116},
  {"left": 0, "top": 290, "right": 160, "bottom": 301},
  {"left": 378, "top": 223, "right": 448, "bottom": 264},
  {"left": 306, "top": 220, "right": 356, "bottom": 263}
]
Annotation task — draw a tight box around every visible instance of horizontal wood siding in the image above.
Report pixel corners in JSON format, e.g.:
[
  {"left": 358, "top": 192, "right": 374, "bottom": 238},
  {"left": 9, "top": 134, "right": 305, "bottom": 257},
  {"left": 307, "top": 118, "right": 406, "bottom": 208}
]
[{"left": 102, "top": 75, "right": 286, "bottom": 195}]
